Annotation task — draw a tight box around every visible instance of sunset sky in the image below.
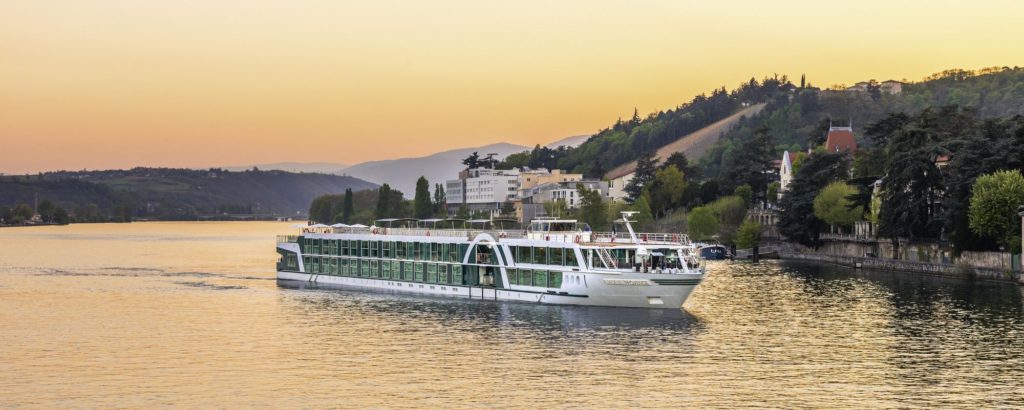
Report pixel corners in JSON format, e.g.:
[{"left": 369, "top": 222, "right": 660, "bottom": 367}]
[{"left": 2, "top": 0, "right": 1022, "bottom": 174}]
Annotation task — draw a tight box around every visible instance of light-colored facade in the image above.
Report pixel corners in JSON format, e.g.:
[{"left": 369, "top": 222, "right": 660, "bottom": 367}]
[
  {"left": 607, "top": 172, "right": 634, "bottom": 202},
  {"left": 445, "top": 168, "right": 521, "bottom": 217},
  {"left": 780, "top": 150, "right": 794, "bottom": 193}
]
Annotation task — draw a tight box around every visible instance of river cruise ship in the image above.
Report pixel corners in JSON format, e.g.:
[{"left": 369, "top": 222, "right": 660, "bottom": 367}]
[{"left": 276, "top": 213, "right": 706, "bottom": 309}]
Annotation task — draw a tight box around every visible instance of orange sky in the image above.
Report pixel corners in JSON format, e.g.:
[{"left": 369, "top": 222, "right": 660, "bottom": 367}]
[{"left": 2, "top": 0, "right": 1022, "bottom": 174}]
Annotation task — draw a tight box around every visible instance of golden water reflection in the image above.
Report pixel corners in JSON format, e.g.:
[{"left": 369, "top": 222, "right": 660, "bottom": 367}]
[{"left": 1, "top": 222, "right": 1022, "bottom": 408}]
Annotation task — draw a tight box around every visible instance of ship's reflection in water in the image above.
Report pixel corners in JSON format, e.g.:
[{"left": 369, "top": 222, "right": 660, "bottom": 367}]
[{"left": 278, "top": 279, "right": 701, "bottom": 332}]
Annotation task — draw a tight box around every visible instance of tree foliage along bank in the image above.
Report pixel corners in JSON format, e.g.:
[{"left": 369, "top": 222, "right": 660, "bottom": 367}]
[{"left": 0, "top": 168, "right": 377, "bottom": 222}]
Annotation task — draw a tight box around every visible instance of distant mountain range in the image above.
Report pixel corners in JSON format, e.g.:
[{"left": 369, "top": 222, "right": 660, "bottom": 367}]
[
  {"left": 339, "top": 134, "right": 591, "bottom": 195},
  {"left": 221, "top": 162, "right": 349, "bottom": 174},
  {"left": 340, "top": 142, "right": 529, "bottom": 194},
  {"left": 208, "top": 135, "right": 591, "bottom": 196},
  {"left": 0, "top": 168, "right": 377, "bottom": 220}
]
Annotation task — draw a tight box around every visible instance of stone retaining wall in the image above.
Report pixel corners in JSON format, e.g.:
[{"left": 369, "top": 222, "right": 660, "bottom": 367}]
[{"left": 780, "top": 251, "right": 1022, "bottom": 283}]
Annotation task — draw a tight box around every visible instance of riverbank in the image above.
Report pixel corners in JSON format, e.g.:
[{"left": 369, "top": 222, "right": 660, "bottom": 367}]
[{"left": 779, "top": 250, "right": 1024, "bottom": 284}]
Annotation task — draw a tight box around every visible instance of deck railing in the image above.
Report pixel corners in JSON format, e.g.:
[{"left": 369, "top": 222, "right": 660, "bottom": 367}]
[
  {"left": 591, "top": 232, "right": 689, "bottom": 244},
  {"left": 277, "top": 235, "right": 299, "bottom": 243}
]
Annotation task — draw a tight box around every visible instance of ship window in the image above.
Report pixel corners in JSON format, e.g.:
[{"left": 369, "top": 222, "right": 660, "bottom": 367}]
[
  {"left": 506, "top": 269, "right": 517, "bottom": 285},
  {"left": 371, "top": 260, "right": 379, "bottom": 278},
  {"left": 550, "top": 248, "right": 564, "bottom": 266},
  {"left": 359, "top": 260, "right": 368, "bottom": 276},
  {"left": 287, "top": 254, "right": 297, "bottom": 269},
  {"left": 458, "top": 244, "right": 469, "bottom": 263},
  {"left": 395, "top": 241, "right": 405, "bottom": 259},
  {"left": 303, "top": 256, "right": 311, "bottom": 271},
  {"left": 432, "top": 243, "right": 441, "bottom": 261},
  {"left": 382, "top": 242, "right": 391, "bottom": 258},
  {"left": 413, "top": 242, "right": 422, "bottom": 260},
  {"left": 534, "top": 247, "right": 547, "bottom": 265},
  {"left": 438, "top": 265, "right": 450, "bottom": 284},
  {"left": 452, "top": 265, "right": 464, "bottom": 285},
  {"left": 427, "top": 264, "right": 438, "bottom": 283},
  {"left": 519, "top": 247, "right": 532, "bottom": 264},
  {"left": 518, "top": 269, "right": 532, "bottom": 286},
  {"left": 399, "top": 261, "right": 408, "bottom": 280},
  {"left": 533, "top": 270, "right": 548, "bottom": 287},
  {"left": 382, "top": 260, "right": 391, "bottom": 278},
  {"left": 448, "top": 244, "right": 458, "bottom": 262},
  {"left": 565, "top": 249, "right": 577, "bottom": 267},
  {"left": 548, "top": 271, "right": 562, "bottom": 288},
  {"left": 414, "top": 262, "right": 424, "bottom": 282}
]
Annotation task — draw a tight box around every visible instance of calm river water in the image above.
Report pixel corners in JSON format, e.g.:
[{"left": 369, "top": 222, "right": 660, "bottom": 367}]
[{"left": 1, "top": 222, "right": 1023, "bottom": 408}]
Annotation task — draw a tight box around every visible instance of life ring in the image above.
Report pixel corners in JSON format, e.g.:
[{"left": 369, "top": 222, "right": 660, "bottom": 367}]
[
  {"left": 574, "top": 234, "right": 581, "bottom": 243},
  {"left": 545, "top": 235, "right": 550, "bottom": 241},
  {"left": 642, "top": 234, "right": 648, "bottom": 242},
  {"left": 371, "top": 227, "right": 379, "bottom": 235},
  {"left": 426, "top": 230, "right": 431, "bottom": 237}
]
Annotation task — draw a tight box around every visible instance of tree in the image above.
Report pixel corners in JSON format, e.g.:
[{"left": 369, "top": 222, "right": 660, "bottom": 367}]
[
  {"left": 37, "top": 200, "right": 56, "bottom": 222},
  {"left": 577, "top": 184, "right": 609, "bottom": 231},
  {"left": 723, "top": 125, "right": 775, "bottom": 202},
  {"left": 0, "top": 206, "right": 10, "bottom": 224},
  {"left": 413, "top": 176, "right": 433, "bottom": 219},
  {"left": 648, "top": 165, "right": 686, "bottom": 218},
  {"left": 687, "top": 207, "right": 719, "bottom": 240},
  {"left": 461, "top": 152, "right": 481, "bottom": 169},
  {"left": 624, "top": 151, "right": 657, "bottom": 203},
  {"left": 455, "top": 204, "right": 471, "bottom": 220},
  {"left": 544, "top": 199, "right": 568, "bottom": 218},
  {"left": 500, "top": 201, "right": 516, "bottom": 218},
  {"left": 630, "top": 194, "right": 653, "bottom": 227},
  {"left": 777, "top": 151, "right": 849, "bottom": 247},
  {"left": 375, "top": 184, "right": 392, "bottom": 219},
  {"left": 433, "top": 183, "right": 446, "bottom": 215},
  {"left": 767, "top": 182, "right": 780, "bottom": 204},
  {"left": 734, "top": 184, "right": 753, "bottom": 206},
  {"left": 700, "top": 179, "right": 720, "bottom": 204},
  {"left": 709, "top": 195, "right": 747, "bottom": 244},
  {"left": 10, "top": 204, "right": 33, "bottom": 224},
  {"left": 813, "top": 182, "right": 863, "bottom": 231},
  {"left": 736, "top": 221, "right": 762, "bottom": 249},
  {"left": 878, "top": 125, "right": 945, "bottom": 239},
  {"left": 968, "top": 170, "right": 1024, "bottom": 249},
  {"left": 52, "top": 207, "right": 70, "bottom": 225},
  {"left": 342, "top": 188, "right": 354, "bottom": 223},
  {"left": 661, "top": 152, "right": 700, "bottom": 180}
]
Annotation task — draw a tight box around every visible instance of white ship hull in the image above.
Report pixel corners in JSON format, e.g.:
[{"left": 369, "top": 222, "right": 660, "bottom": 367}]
[{"left": 277, "top": 270, "right": 700, "bottom": 309}]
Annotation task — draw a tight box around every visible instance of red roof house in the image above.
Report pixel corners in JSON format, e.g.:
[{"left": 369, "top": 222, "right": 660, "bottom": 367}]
[{"left": 825, "top": 126, "right": 857, "bottom": 154}]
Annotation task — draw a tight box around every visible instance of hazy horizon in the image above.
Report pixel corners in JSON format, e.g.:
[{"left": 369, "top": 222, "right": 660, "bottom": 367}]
[{"left": 3, "top": 0, "right": 1023, "bottom": 174}]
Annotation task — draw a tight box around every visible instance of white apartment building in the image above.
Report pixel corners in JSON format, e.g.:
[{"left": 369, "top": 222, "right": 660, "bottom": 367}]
[{"left": 445, "top": 168, "right": 521, "bottom": 216}]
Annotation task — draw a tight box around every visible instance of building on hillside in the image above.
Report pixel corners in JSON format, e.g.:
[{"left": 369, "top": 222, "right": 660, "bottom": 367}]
[
  {"left": 846, "top": 80, "right": 904, "bottom": 95},
  {"left": 518, "top": 180, "right": 607, "bottom": 222},
  {"left": 825, "top": 125, "right": 857, "bottom": 154},
  {"left": 780, "top": 150, "right": 794, "bottom": 193},
  {"left": 517, "top": 169, "right": 583, "bottom": 193},
  {"left": 445, "top": 167, "right": 521, "bottom": 218},
  {"left": 606, "top": 172, "right": 634, "bottom": 202},
  {"left": 880, "top": 80, "right": 904, "bottom": 95}
]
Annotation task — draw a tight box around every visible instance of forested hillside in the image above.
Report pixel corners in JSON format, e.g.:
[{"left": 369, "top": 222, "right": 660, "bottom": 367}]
[{"left": 0, "top": 168, "right": 376, "bottom": 221}]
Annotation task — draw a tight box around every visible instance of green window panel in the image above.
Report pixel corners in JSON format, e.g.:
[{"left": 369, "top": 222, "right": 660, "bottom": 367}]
[
  {"left": 518, "top": 269, "right": 532, "bottom": 286},
  {"left": 550, "top": 248, "right": 564, "bottom": 266},
  {"left": 533, "top": 270, "right": 547, "bottom": 287},
  {"left": 565, "top": 249, "right": 578, "bottom": 267},
  {"left": 506, "top": 269, "right": 517, "bottom": 286},
  {"left": 548, "top": 271, "right": 562, "bottom": 288},
  {"left": 534, "top": 247, "right": 547, "bottom": 265}
]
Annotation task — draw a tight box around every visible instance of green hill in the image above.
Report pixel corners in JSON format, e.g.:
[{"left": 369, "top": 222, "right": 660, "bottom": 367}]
[{"left": 0, "top": 168, "right": 377, "bottom": 221}]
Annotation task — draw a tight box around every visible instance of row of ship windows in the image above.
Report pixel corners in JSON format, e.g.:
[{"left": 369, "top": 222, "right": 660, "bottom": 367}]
[
  {"left": 285, "top": 254, "right": 565, "bottom": 289},
  {"left": 300, "top": 239, "right": 472, "bottom": 263},
  {"left": 299, "top": 238, "right": 580, "bottom": 267},
  {"left": 301, "top": 256, "right": 469, "bottom": 285}
]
